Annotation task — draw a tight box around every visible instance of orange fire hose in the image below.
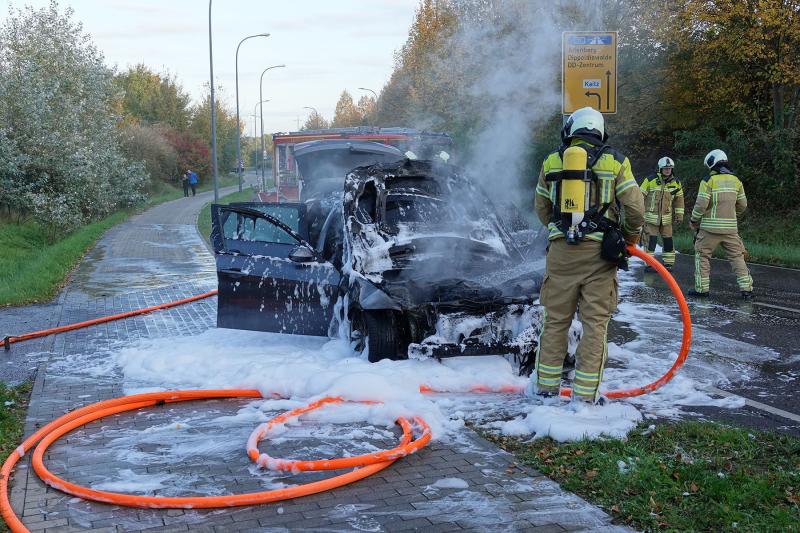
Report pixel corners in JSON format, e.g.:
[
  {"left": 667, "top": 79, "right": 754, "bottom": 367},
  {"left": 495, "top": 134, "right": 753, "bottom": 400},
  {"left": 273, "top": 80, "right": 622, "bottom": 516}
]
[
  {"left": 1, "top": 390, "right": 431, "bottom": 532},
  {"left": 247, "top": 397, "right": 431, "bottom": 471},
  {"left": 1, "top": 245, "right": 691, "bottom": 532},
  {"left": 1, "top": 290, "right": 218, "bottom": 350},
  {"left": 592, "top": 246, "right": 692, "bottom": 399}
]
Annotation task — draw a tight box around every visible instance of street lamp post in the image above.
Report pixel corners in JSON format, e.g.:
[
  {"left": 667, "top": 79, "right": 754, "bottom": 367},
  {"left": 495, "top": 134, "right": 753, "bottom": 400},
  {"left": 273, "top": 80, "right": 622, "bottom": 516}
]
[
  {"left": 302, "top": 106, "right": 319, "bottom": 129},
  {"left": 248, "top": 113, "right": 257, "bottom": 171},
  {"left": 357, "top": 87, "right": 378, "bottom": 127},
  {"left": 259, "top": 64, "right": 286, "bottom": 189},
  {"left": 235, "top": 33, "right": 270, "bottom": 192},
  {"left": 253, "top": 100, "right": 269, "bottom": 180},
  {"left": 208, "top": 0, "right": 219, "bottom": 201}
]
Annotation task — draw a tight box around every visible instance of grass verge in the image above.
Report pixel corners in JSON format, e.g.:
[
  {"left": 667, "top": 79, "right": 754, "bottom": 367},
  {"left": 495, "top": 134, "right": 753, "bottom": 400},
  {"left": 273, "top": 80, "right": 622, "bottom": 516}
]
[
  {"left": 196, "top": 187, "right": 257, "bottom": 243},
  {"left": 1, "top": 382, "right": 31, "bottom": 533},
  {"left": 0, "top": 174, "right": 241, "bottom": 307},
  {"left": 0, "top": 381, "right": 32, "bottom": 462},
  {"left": 485, "top": 421, "right": 800, "bottom": 532},
  {"left": 672, "top": 212, "right": 800, "bottom": 268},
  {"left": 0, "top": 211, "right": 130, "bottom": 306}
]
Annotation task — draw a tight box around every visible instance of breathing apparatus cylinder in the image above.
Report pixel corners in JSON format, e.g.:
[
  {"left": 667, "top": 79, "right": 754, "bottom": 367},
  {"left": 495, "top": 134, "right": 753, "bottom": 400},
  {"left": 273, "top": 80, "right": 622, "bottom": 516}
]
[{"left": 559, "top": 146, "right": 591, "bottom": 244}]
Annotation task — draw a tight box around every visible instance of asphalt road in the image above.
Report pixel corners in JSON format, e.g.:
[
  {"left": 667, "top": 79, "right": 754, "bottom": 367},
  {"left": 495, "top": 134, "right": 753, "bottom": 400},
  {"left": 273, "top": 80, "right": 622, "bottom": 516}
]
[{"left": 624, "top": 251, "right": 800, "bottom": 436}]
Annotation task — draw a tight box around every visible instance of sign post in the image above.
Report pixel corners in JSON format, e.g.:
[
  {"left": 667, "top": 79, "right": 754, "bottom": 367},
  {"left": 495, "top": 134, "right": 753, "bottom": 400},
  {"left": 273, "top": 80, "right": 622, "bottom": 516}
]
[{"left": 562, "top": 31, "right": 617, "bottom": 115}]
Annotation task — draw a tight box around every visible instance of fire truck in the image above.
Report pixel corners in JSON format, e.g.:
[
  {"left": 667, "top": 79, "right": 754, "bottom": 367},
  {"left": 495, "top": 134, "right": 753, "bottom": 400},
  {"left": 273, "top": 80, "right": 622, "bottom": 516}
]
[{"left": 260, "top": 127, "right": 453, "bottom": 202}]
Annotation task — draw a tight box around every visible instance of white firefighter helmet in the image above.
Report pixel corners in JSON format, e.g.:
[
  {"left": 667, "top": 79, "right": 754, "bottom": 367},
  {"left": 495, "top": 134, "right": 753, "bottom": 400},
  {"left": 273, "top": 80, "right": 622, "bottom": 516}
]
[
  {"left": 704, "top": 149, "right": 728, "bottom": 169},
  {"left": 658, "top": 156, "right": 675, "bottom": 169},
  {"left": 562, "top": 106, "right": 607, "bottom": 142}
]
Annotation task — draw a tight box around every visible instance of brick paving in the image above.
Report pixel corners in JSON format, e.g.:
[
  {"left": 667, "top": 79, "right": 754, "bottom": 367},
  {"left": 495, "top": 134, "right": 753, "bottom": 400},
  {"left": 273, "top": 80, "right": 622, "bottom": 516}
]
[{"left": 5, "top": 184, "right": 631, "bottom": 532}]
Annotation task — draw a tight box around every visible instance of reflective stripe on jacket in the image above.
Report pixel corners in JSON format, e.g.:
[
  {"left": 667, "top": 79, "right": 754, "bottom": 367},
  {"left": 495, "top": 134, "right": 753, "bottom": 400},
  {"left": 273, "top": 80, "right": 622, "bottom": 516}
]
[
  {"left": 640, "top": 172, "right": 684, "bottom": 226},
  {"left": 690, "top": 169, "right": 747, "bottom": 234},
  {"left": 534, "top": 139, "right": 645, "bottom": 242}
]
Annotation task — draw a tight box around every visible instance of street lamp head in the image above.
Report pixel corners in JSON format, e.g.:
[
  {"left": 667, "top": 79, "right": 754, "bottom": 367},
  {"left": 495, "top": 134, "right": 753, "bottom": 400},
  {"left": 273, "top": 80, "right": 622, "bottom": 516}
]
[
  {"left": 258, "top": 33, "right": 270, "bottom": 37},
  {"left": 357, "top": 87, "right": 379, "bottom": 100},
  {"left": 261, "top": 64, "right": 287, "bottom": 79}
]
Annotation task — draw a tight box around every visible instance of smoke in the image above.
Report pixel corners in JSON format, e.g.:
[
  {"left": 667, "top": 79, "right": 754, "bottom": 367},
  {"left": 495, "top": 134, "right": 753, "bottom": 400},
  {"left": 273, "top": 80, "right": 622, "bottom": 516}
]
[
  {"left": 407, "top": 0, "right": 606, "bottom": 213},
  {"left": 457, "top": 5, "right": 562, "bottom": 203}
]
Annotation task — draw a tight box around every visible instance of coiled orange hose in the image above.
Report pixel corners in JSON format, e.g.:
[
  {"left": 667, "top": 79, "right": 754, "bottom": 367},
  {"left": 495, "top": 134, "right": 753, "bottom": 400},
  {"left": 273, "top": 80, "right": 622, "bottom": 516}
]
[
  {"left": 1, "top": 390, "right": 431, "bottom": 533},
  {"left": 247, "top": 397, "right": 431, "bottom": 471}
]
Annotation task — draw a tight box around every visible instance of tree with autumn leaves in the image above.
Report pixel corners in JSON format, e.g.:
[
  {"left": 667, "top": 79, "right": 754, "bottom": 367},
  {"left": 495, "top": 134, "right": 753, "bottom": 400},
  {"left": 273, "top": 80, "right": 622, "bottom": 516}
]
[
  {"left": 115, "top": 65, "right": 242, "bottom": 185},
  {"left": 367, "top": 0, "right": 799, "bottom": 214},
  {"left": 330, "top": 90, "right": 377, "bottom": 128}
]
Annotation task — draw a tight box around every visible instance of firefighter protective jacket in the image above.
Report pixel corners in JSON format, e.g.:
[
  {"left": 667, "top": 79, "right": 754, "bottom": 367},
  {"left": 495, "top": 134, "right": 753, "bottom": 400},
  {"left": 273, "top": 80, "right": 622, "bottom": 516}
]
[
  {"left": 640, "top": 172, "right": 685, "bottom": 226},
  {"left": 535, "top": 139, "right": 645, "bottom": 242},
  {"left": 690, "top": 168, "right": 747, "bottom": 235}
]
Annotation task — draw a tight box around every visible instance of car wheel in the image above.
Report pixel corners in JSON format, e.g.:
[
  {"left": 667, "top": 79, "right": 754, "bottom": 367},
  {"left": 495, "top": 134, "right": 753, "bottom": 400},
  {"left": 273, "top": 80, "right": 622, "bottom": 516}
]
[
  {"left": 349, "top": 308, "right": 367, "bottom": 353},
  {"left": 517, "top": 344, "right": 537, "bottom": 377},
  {"left": 364, "top": 311, "right": 400, "bottom": 363}
]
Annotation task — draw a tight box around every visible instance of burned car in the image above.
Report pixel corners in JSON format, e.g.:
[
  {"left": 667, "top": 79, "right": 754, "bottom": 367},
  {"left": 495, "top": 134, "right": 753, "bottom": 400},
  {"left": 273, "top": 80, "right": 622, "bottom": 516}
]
[{"left": 210, "top": 140, "right": 563, "bottom": 374}]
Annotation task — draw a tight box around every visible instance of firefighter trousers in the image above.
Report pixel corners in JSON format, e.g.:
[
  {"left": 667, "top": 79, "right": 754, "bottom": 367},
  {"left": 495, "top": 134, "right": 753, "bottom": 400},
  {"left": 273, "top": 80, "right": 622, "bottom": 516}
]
[
  {"left": 536, "top": 239, "right": 618, "bottom": 401},
  {"left": 693, "top": 229, "right": 753, "bottom": 293},
  {"left": 646, "top": 222, "right": 675, "bottom": 266}
]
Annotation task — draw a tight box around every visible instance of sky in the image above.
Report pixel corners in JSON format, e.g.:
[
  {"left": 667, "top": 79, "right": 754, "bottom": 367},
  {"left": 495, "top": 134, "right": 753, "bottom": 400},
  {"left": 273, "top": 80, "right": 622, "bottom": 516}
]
[{"left": 2, "top": 0, "right": 418, "bottom": 134}]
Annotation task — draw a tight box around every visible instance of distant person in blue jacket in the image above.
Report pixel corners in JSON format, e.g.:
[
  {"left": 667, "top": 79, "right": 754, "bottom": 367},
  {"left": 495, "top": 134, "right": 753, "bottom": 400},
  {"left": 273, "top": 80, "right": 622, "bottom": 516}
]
[{"left": 187, "top": 169, "right": 198, "bottom": 196}]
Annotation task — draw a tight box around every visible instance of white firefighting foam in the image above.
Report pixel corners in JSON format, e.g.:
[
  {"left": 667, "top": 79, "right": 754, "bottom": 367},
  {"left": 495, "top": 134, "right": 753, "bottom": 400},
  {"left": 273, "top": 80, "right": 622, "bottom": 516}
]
[{"left": 112, "top": 261, "right": 746, "bottom": 446}]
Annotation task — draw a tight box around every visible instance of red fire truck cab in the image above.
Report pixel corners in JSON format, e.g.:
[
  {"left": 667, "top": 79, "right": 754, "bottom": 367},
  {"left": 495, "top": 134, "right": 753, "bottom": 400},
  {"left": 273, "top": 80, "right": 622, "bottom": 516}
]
[{"left": 261, "top": 127, "right": 453, "bottom": 202}]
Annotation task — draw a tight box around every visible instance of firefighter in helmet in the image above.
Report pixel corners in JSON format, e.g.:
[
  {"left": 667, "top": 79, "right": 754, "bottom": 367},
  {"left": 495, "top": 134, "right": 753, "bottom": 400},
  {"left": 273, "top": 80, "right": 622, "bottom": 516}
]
[
  {"left": 533, "top": 107, "right": 645, "bottom": 403},
  {"left": 688, "top": 150, "right": 753, "bottom": 299},
  {"left": 640, "top": 157, "right": 684, "bottom": 271}
]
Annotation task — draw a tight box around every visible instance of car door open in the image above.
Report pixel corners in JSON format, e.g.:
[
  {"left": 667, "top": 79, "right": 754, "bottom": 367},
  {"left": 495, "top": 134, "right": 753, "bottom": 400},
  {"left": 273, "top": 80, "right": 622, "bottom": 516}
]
[{"left": 210, "top": 203, "right": 340, "bottom": 336}]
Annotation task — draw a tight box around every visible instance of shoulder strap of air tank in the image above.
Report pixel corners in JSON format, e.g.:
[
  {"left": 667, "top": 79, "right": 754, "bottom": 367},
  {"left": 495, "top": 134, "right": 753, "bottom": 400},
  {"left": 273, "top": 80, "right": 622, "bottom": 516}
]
[{"left": 585, "top": 143, "right": 611, "bottom": 168}]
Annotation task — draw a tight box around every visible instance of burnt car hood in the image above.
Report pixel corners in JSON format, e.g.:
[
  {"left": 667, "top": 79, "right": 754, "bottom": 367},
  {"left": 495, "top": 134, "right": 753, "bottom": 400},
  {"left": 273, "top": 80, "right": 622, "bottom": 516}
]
[
  {"left": 386, "top": 234, "right": 510, "bottom": 277},
  {"left": 345, "top": 158, "right": 543, "bottom": 310},
  {"left": 381, "top": 238, "right": 542, "bottom": 309},
  {"left": 295, "top": 140, "right": 404, "bottom": 196},
  {"left": 360, "top": 230, "right": 541, "bottom": 308}
]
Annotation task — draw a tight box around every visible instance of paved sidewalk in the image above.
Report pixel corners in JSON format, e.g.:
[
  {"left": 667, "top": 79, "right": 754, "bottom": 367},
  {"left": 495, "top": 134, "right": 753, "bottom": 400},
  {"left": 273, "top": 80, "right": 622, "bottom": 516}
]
[
  {"left": 0, "top": 184, "right": 239, "bottom": 386},
  {"left": 6, "top": 186, "right": 629, "bottom": 532}
]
